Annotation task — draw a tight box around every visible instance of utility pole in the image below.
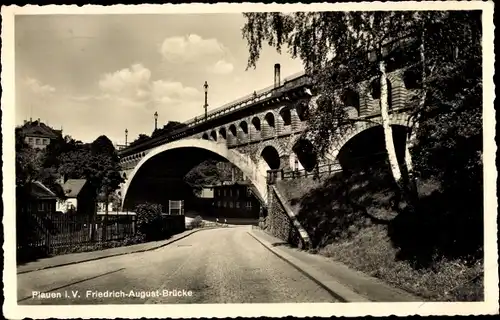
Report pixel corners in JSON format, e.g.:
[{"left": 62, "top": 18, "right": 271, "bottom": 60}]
[{"left": 204, "top": 81, "right": 209, "bottom": 121}]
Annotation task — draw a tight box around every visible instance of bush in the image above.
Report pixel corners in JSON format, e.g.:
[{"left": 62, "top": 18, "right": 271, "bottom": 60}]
[
  {"left": 135, "top": 203, "right": 168, "bottom": 241},
  {"left": 188, "top": 215, "right": 204, "bottom": 229}
]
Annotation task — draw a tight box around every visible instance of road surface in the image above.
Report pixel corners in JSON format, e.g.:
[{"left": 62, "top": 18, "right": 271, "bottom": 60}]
[{"left": 18, "top": 226, "right": 338, "bottom": 304}]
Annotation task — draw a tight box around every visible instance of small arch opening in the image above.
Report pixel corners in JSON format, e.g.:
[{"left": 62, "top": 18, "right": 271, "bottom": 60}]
[
  {"left": 292, "top": 138, "right": 317, "bottom": 172},
  {"left": 342, "top": 89, "right": 360, "bottom": 111},
  {"left": 370, "top": 77, "right": 393, "bottom": 110},
  {"left": 403, "top": 68, "right": 422, "bottom": 90},
  {"left": 252, "top": 117, "right": 261, "bottom": 131},
  {"left": 219, "top": 127, "right": 227, "bottom": 139},
  {"left": 279, "top": 107, "right": 292, "bottom": 126},
  {"left": 210, "top": 130, "right": 217, "bottom": 141},
  {"left": 229, "top": 124, "right": 237, "bottom": 137},
  {"left": 202, "top": 133, "right": 209, "bottom": 140},
  {"left": 261, "top": 146, "right": 281, "bottom": 170},
  {"left": 265, "top": 112, "right": 275, "bottom": 128},
  {"left": 239, "top": 121, "right": 249, "bottom": 135},
  {"left": 296, "top": 102, "right": 310, "bottom": 121}
]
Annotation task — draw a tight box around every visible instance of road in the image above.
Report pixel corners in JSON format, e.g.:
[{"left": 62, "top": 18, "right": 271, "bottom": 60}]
[{"left": 18, "top": 226, "right": 338, "bottom": 304}]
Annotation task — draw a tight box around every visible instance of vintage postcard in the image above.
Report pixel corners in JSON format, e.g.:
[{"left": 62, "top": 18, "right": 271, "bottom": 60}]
[{"left": 2, "top": 2, "right": 497, "bottom": 318}]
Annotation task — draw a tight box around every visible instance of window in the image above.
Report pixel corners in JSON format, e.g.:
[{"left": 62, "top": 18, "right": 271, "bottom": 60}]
[
  {"left": 217, "top": 201, "right": 221, "bottom": 207},
  {"left": 236, "top": 202, "right": 240, "bottom": 208},
  {"left": 236, "top": 189, "right": 240, "bottom": 197},
  {"left": 246, "top": 201, "right": 252, "bottom": 209},
  {"left": 36, "top": 138, "right": 41, "bottom": 145},
  {"left": 28, "top": 137, "right": 33, "bottom": 143},
  {"left": 229, "top": 189, "right": 232, "bottom": 197},
  {"left": 223, "top": 189, "right": 227, "bottom": 197},
  {"left": 246, "top": 188, "right": 252, "bottom": 197},
  {"left": 223, "top": 201, "right": 226, "bottom": 208},
  {"left": 37, "top": 202, "right": 45, "bottom": 212},
  {"left": 229, "top": 202, "right": 233, "bottom": 208}
]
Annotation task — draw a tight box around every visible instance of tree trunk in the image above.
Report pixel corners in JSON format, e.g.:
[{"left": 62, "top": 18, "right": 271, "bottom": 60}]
[
  {"left": 404, "top": 30, "right": 427, "bottom": 200},
  {"left": 103, "top": 194, "right": 109, "bottom": 242},
  {"left": 379, "top": 60, "right": 403, "bottom": 185}
]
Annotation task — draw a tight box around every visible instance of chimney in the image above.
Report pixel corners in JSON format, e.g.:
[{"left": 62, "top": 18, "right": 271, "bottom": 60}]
[
  {"left": 37, "top": 118, "right": 41, "bottom": 125},
  {"left": 274, "top": 63, "right": 281, "bottom": 88}
]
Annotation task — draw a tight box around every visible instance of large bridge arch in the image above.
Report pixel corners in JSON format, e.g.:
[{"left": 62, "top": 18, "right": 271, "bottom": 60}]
[
  {"left": 121, "top": 139, "right": 268, "bottom": 210},
  {"left": 329, "top": 113, "right": 411, "bottom": 167}
]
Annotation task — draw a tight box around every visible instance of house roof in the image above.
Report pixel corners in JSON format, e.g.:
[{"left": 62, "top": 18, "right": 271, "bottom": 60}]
[
  {"left": 30, "top": 181, "right": 58, "bottom": 199},
  {"left": 20, "top": 120, "right": 61, "bottom": 139},
  {"left": 62, "top": 179, "right": 87, "bottom": 197}
]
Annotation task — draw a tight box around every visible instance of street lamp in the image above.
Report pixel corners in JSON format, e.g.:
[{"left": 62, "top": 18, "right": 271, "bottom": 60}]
[
  {"left": 125, "top": 128, "right": 128, "bottom": 146},
  {"left": 203, "top": 81, "right": 209, "bottom": 121},
  {"left": 154, "top": 111, "right": 158, "bottom": 131}
]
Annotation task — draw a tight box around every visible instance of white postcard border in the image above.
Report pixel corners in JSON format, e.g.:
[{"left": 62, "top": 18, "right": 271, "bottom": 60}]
[{"left": 2, "top": 2, "right": 497, "bottom": 318}]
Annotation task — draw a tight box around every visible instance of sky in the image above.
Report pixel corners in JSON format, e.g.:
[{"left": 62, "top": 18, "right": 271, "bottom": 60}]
[{"left": 15, "top": 13, "right": 304, "bottom": 144}]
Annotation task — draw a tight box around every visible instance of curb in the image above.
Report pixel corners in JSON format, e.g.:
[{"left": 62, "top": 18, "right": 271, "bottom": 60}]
[
  {"left": 17, "top": 227, "right": 212, "bottom": 275},
  {"left": 247, "top": 230, "right": 371, "bottom": 303}
]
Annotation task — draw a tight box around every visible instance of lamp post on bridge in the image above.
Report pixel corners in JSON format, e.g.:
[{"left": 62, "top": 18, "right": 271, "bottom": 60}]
[
  {"left": 154, "top": 111, "right": 158, "bottom": 131},
  {"left": 125, "top": 128, "right": 128, "bottom": 146},
  {"left": 204, "top": 81, "right": 209, "bottom": 121}
]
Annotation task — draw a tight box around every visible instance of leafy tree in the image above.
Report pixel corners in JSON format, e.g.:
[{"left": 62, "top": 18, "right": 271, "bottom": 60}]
[
  {"left": 242, "top": 11, "right": 481, "bottom": 197},
  {"left": 184, "top": 160, "right": 234, "bottom": 194},
  {"left": 129, "top": 134, "right": 150, "bottom": 147},
  {"left": 58, "top": 135, "right": 124, "bottom": 239},
  {"left": 242, "top": 11, "right": 483, "bottom": 260},
  {"left": 15, "top": 128, "right": 43, "bottom": 188},
  {"left": 152, "top": 121, "right": 188, "bottom": 137},
  {"left": 91, "top": 135, "right": 117, "bottom": 159},
  {"left": 134, "top": 203, "right": 166, "bottom": 240}
]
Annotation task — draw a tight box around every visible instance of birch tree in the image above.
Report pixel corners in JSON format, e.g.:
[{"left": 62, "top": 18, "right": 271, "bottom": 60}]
[{"left": 242, "top": 11, "right": 413, "bottom": 188}]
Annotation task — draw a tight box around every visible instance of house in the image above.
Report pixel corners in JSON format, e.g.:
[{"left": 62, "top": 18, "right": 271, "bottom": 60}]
[
  {"left": 18, "top": 181, "right": 58, "bottom": 215},
  {"left": 212, "top": 181, "right": 262, "bottom": 219},
  {"left": 199, "top": 187, "right": 214, "bottom": 198},
  {"left": 18, "top": 118, "right": 62, "bottom": 150},
  {"left": 56, "top": 179, "right": 95, "bottom": 215}
]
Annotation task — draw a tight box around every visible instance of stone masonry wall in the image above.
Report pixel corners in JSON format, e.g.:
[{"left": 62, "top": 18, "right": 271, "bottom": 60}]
[{"left": 265, "top": 185, "right": 301, "bottom": 247}]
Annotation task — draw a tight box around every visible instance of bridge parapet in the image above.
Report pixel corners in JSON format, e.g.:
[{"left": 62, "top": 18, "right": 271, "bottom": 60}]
[{"left": 119, "top": 66, "right": 417, "bottom": 169}]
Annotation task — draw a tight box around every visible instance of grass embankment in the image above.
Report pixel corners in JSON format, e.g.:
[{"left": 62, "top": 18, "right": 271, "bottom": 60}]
[{"left": 276, "top": 167, "right": 483, "bottom": 301}]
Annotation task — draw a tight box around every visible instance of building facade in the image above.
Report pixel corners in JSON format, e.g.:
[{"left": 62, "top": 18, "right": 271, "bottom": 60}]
[
  {"left": 18, "top": 181, "right": 58, "bottom": 215},
  {"left": 212, "top": 181, "right": 261, "bottom": 219},
  {"left": 57, "top": 179, "right": 96, "bottom": 216},
  {"left": 18, "top": 118, "right": 62, "bottom": 150}
]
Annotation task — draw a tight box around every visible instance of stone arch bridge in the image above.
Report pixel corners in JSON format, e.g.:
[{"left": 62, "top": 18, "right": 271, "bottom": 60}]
[{"left": 118, "top": 67, "right": 418, "bottom": 210}]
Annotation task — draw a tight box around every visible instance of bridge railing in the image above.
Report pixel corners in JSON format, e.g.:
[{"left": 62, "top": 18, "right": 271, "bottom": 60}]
[
  {"left": 182, "top": 70, "right": 308, "bottom": 128},
  {"left": 119, "top": 71, "right": 309, "bottom": 157},
  {"left": 267, "top": 162, "right": 343, "bottom": 184}
]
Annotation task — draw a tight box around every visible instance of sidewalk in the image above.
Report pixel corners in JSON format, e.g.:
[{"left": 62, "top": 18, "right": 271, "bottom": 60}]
[
  {"left": 249, "top": 227, "right": 423, "bottom": 302},
  {"left": 17, "top": 228, "right": 203, "bottom": 274}
]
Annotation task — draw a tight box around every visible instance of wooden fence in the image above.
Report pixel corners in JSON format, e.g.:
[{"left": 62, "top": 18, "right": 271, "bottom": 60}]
[{"left": 17, "top": 212, "right": 136, "bottom": 258}]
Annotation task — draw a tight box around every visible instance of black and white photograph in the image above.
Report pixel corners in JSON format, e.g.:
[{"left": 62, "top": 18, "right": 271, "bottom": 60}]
[{"left": 2, "top": 2, "right": 497, "bottom": 318}]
